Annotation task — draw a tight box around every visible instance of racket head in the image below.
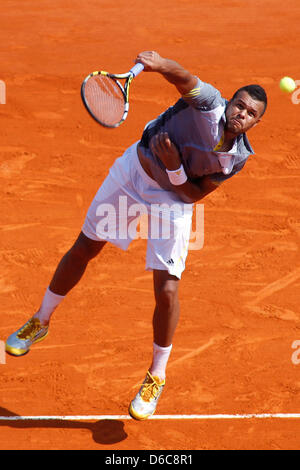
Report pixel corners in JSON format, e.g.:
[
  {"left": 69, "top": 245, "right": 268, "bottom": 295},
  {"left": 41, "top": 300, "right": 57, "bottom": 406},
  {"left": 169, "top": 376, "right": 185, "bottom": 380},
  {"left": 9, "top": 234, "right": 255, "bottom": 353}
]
[{"left": 81, "top": 72, "right": 127, "bottom": 128}]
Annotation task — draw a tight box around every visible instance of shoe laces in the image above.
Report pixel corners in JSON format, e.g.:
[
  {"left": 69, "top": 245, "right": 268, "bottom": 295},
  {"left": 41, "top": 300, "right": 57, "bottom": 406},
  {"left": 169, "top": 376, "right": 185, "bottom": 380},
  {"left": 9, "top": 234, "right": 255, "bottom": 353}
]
[
  {"left": 140, "top": 372, "right": 163, "bottom": 402},
  {"left": 17, "top": 318, "right": 43, "bottom": 340}
]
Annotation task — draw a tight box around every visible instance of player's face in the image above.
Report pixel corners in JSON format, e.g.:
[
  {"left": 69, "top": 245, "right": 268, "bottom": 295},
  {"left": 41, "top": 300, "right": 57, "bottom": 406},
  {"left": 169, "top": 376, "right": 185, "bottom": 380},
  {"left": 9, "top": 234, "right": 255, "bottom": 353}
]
[{"left": 225, "top": 91, "right": 265, "bottom": 135}]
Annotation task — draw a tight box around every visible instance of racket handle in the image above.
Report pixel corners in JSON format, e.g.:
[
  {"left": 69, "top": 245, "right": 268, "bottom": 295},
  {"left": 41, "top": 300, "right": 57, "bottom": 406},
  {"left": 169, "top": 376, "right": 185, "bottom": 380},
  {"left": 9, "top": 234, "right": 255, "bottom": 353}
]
[{"left": 130, "top": 62, "right": 144, "bottom": 77}]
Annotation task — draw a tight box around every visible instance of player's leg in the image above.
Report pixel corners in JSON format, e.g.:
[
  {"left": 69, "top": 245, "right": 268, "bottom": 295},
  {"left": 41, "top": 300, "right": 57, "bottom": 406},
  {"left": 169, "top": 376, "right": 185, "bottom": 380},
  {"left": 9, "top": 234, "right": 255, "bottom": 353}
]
[
  {"left": 33, "top": 232, "right": 106, "bottom": 325},
  {"left": 6, "top": 142, "right": 140, "bottom": 357},
  {"left": 152, "top": 269, "right": 180, "bottom": 349},
  {"left": 129, "top": 189, "right": 193, "bottom": 420},
  {"left": 48, "top": 231, "right": 106, "bottom": 297},
  {"left": 129, "top": 271, "right": 179, "bottom": 420},
  {"left": 5, "top": 232, "right": 106, "bottom": 356},
  {"left": 150, "top": 269, "right": 181, "bottom": 383}
]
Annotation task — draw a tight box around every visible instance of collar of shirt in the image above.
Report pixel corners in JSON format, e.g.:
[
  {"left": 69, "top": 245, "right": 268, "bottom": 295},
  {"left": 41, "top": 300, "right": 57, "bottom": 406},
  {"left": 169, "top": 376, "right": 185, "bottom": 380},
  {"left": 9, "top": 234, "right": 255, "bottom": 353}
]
[{"left": 214, "top": 110, "right": 254, "bottom": 174}]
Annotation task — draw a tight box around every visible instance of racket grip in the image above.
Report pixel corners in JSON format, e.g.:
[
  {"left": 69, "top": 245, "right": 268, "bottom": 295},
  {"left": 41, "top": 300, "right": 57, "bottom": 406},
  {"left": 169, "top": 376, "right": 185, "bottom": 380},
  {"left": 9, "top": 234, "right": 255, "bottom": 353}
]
[{"left": 130, "top": 62, "right": 144, "bottom": 77}]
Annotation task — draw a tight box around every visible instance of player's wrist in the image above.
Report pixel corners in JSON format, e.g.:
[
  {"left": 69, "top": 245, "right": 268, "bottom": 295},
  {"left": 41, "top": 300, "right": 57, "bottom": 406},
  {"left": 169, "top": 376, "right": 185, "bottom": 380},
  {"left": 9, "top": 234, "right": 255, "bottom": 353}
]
[{"left": 166, "top": 164, "right": 188, "bottom": 185}]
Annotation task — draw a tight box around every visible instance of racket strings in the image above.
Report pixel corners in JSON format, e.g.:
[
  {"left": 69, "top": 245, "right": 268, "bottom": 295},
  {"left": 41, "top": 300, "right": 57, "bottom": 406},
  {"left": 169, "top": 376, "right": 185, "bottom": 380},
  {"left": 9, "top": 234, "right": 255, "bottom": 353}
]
[{"left": 84, "top": 75, "right": 125, "bottom": 127}]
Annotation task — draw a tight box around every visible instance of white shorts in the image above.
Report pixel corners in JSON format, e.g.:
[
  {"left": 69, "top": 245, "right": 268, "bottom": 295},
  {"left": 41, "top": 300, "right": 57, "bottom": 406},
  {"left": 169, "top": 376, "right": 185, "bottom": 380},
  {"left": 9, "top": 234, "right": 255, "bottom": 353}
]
[{"left": 82, "top": 142, "right": 193, "bottom": 279}]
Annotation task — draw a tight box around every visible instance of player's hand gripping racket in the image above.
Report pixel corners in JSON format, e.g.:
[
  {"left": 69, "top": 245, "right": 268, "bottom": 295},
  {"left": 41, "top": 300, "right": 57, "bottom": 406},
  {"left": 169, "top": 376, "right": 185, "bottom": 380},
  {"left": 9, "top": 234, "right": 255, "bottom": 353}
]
[{"left": 81, "top": 62, "right": 144, "bottom": 128}]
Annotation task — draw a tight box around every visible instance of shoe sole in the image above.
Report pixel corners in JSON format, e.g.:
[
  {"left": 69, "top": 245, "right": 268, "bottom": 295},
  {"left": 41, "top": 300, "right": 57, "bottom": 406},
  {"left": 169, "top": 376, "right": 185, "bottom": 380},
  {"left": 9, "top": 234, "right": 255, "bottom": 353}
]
[
  {"left": 128, "top": 403, "right": 153, "bottom": 421},
  {"left": 5, "top": 331, "right": 49, "bottom": 357}
]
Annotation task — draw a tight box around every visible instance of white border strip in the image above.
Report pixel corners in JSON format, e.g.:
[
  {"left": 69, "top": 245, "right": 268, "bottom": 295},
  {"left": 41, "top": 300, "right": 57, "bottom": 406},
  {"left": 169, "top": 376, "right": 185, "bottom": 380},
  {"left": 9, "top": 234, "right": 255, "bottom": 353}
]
[{"left": 0, "top": 413, "right": 300, "bottom": 421}]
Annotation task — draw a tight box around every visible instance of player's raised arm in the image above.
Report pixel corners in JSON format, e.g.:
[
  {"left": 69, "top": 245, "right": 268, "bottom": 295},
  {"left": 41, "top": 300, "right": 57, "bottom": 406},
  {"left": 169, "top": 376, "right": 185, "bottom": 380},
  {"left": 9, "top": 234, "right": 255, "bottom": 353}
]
[{"left": 135, "top": 51, "right": 198, "bottom": 96}]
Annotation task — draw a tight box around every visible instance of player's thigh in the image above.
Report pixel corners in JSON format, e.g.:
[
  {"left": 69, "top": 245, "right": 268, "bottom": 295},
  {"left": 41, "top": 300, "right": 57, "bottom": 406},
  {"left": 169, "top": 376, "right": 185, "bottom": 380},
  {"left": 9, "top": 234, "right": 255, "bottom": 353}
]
[{"left": 146, "top": 208, "right": 193, "bottom": 280}]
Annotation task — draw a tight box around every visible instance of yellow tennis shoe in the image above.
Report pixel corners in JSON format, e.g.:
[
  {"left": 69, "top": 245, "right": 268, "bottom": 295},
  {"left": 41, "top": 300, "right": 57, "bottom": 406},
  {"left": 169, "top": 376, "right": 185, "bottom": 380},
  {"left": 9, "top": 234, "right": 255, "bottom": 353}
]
[
  {"left": 129, "top": 371, "right": 165, "bottom": 420},
  {"left": 5, "top": 317, "right": 49, "bottom": 356}
]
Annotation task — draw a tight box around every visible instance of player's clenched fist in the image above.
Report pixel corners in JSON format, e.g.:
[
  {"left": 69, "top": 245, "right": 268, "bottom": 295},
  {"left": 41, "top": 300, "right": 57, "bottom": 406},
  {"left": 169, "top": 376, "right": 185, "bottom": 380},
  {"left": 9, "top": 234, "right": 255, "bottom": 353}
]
[
  {"left": 135, "top": 51, "right": 165, "bottom": 72},
  {"left": 150, "top": 132, "right": 182, "bottom": 170}
]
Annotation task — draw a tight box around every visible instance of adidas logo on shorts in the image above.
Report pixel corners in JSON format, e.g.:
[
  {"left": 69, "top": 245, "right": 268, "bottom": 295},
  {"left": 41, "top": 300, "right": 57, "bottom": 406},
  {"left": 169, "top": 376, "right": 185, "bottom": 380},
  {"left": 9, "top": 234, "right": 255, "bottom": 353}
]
[{"left": 166, "top": 258, "right": 174, "bottom": 265}]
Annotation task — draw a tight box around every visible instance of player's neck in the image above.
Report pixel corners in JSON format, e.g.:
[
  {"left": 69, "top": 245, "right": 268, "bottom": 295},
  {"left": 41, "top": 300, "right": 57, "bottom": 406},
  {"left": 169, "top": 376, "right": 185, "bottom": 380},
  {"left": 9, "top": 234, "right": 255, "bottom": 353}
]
[
  {"left": 223, "top": 130, "right": 238, "bottom": 146},
  {"left": 219, "top": 131, "right": 236, "bottom": 152}
]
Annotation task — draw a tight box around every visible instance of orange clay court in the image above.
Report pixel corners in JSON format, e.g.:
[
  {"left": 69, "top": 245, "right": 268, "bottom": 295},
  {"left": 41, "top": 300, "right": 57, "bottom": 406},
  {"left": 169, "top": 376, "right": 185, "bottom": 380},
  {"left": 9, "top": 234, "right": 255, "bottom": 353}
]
[{"left": 0, "top": 0, "right": 300, "bottom": 450}]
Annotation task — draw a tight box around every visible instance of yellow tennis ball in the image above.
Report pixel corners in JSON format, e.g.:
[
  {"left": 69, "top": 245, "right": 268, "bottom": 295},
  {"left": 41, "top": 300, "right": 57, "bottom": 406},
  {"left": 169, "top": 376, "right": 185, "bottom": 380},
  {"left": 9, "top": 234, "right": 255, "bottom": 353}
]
[{"left": 279, "top": 76, "right": 296, "bottom": 93}]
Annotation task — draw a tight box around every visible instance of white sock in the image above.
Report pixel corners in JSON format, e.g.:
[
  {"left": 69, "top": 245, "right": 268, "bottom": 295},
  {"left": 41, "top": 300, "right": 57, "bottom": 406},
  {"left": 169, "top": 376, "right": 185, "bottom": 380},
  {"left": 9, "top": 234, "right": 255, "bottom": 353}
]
[
  {"left": 150, "top": 342, "right": 173, "bottom": 381},
  {"left": 34, "top": 287, "right": 65, "bottom": 325}
]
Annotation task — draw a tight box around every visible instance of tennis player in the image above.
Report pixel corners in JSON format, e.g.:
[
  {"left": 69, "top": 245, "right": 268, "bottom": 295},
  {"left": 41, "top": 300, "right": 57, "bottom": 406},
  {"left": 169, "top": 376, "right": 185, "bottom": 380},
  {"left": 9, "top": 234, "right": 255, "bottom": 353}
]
[{"left": 5, "top": 51, "right": 267, "bottom": 420}]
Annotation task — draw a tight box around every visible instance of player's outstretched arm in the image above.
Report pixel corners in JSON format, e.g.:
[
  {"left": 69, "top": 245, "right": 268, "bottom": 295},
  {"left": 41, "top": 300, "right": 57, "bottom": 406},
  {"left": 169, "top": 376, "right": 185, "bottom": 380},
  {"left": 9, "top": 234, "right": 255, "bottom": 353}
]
[
  {"left": 150, "top": 132, "right": 218, "bottom": 204},
  {"left": 135, "top": 51, "right": 198, "bottom": 96}
]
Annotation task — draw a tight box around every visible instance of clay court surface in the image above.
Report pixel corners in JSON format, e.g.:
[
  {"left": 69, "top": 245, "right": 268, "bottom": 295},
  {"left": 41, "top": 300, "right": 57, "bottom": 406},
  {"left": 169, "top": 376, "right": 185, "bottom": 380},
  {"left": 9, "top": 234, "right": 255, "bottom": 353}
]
[{"left": 0, "top": 0, "right": 300, "bottom": 450}]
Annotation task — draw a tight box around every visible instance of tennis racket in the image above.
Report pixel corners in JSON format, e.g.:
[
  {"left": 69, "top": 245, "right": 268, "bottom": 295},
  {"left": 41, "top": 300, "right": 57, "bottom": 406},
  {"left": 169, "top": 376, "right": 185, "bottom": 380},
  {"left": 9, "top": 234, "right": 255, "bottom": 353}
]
[{"left": 81, "top": 62, "right": 144, "bottom": 128}]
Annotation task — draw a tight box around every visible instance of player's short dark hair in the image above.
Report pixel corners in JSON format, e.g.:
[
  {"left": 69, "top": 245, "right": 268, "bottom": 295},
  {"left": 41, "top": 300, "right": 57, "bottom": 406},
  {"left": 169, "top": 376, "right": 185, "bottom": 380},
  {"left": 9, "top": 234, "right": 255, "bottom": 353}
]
[{"left": 231, "top": 84, "right": 268, "bottom": 116}]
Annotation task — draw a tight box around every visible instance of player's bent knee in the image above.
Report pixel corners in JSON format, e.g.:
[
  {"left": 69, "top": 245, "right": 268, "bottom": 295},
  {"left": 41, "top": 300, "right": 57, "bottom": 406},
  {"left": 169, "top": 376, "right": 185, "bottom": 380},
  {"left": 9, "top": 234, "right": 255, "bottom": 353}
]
[{"left": 156, "top": 284, "right": 179, "bottom": 311}]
